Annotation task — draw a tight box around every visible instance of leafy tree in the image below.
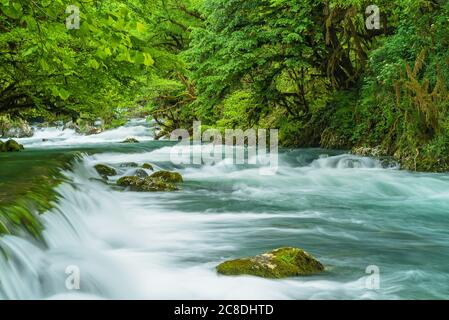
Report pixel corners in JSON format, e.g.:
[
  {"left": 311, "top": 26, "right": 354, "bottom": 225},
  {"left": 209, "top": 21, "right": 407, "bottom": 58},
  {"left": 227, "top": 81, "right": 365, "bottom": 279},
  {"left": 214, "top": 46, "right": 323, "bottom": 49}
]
[{"left": 0, "top": 0, "right": 155, "bottom": 123}]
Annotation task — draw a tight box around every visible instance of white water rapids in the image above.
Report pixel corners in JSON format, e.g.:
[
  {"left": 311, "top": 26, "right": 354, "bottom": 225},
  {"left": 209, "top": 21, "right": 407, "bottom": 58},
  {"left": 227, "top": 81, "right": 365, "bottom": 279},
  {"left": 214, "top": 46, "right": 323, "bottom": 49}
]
[{"left": 1, "top": 122, "right": 449, "bottom": 300}]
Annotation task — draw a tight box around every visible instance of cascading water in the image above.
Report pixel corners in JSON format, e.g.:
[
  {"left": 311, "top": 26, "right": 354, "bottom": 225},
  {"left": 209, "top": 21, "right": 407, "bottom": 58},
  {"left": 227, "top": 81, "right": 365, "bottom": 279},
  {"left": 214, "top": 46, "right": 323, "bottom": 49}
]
[{"left": 1, "top": 122, "right": 449, "bottom": 299}]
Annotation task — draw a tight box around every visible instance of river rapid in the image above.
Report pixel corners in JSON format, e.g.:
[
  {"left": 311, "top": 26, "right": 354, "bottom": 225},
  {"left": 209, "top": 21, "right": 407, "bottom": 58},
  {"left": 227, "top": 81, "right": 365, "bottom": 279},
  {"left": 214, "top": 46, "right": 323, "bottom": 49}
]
[{"left": 1, "top": 120, "right": 448, "bottom": 300}]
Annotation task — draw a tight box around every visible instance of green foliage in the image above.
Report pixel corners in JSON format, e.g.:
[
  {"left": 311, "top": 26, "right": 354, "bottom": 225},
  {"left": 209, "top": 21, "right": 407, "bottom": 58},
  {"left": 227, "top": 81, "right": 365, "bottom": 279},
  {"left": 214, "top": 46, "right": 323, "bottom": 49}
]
[
  {"left": 2, "top": 0, "right": 449, "bottom": 172},
  {"left": 354, "top": 1, "right": 449, "bottom": 170},
  {"left": 0, "top": 0, "right": 192, "bottom": 125}
]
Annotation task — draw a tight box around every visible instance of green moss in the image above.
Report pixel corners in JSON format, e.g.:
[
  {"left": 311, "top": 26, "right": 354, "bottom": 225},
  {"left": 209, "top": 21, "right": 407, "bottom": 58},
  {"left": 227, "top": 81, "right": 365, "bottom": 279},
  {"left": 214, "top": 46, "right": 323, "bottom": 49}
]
[
  {"left": 116, "top": 176, "right": 142, "bottom": 188},
  {"left": 142, "top": 163, "right": 154, "bottom": 171},
  {"left": 0, "top": 140, "right": 24, "bottom": 152},
  {"left": 216, "top": 247, "right": 324, "bottom": 279},
  {"left": 149, "top": 171, "right": 183, "bottom": 183},
  {"left": 94, "top": 164, "right": 117, "bottom": 178}
]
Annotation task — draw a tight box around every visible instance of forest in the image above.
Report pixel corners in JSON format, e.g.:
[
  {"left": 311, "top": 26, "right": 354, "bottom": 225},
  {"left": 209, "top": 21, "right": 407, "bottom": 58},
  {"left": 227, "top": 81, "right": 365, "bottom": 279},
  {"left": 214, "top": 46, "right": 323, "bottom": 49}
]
[{"left": 0, "top": 0, "right": 448, "bottom": 171}]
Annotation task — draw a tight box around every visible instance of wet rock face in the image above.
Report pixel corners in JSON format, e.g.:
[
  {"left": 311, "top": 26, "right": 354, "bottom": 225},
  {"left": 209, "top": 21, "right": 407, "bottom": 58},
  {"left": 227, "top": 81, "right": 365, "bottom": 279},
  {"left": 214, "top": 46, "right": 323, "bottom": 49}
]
[
  {"left": 0, "top": 139, "right": 24, "bottom": 152},
  {"left": 0, "top": 118, "right": 33, "bottom": 138},
  {"left": 216, "top": 247, "right": 324, "bottom": 279},
  {"left": 94, "top": 164, "right": 117, "bottom": 178}
]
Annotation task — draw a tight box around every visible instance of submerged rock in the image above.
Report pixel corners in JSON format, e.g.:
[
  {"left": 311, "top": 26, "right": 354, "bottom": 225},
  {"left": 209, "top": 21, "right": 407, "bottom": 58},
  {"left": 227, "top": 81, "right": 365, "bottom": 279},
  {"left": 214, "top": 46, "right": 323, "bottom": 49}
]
[
  {"left": 94, "top": 164, "right": 117, "bottom": 178},
  {"left": 216, "top": 247, "right": 324, "bottom": 279},
  {"left": 149, "top": 171, "right": 183, "bottom": 183},
  {"left": 122, "top": 137, "right": 139, "bottom": 143},
  {"left": 142, "top": 163, "right": 154, "bottom": 171},
  {"left": 0, "top": 139, "right": 24, "bottom": 152}
]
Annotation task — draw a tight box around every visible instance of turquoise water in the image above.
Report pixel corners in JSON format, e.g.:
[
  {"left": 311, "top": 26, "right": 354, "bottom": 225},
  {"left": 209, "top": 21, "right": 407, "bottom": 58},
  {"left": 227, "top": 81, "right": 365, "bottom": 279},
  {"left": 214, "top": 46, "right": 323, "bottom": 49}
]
[{"left": 1, "top": 123, "right": 449, "bottom": 299}]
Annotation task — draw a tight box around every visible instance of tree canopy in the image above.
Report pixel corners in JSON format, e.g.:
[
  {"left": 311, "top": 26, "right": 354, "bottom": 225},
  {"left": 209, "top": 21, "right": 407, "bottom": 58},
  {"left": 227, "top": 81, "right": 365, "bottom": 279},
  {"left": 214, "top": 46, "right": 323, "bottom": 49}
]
[{"left": 1, "top": 0, "right": 449, "bottom": 171}]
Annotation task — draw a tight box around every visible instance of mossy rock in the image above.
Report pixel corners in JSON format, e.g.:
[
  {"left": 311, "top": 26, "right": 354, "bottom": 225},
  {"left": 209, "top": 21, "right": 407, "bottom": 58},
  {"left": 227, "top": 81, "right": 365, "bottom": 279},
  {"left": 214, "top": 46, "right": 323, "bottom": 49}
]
[
  {"left": 149, "top": 171, "right": 183, "bottom": 183},
  {"left": 116, "top": 176, "right": 178, "bottom": 192},
  {"left": 121, "top": 137, "right": 139, "bottom": 143},
  {"left": 0, "top": 139, "right": 24, "bottom": 152},
  {"left": 94, "top": 164, "right": 117, "bottom": 177},
  {"left": 140, "top": 177, "right": 178, "bottom": 192},
  {"left": 142, "top": 163, "right": 154, "bottom": 171},
  {"left": 216, "top": 247, "right": 324, "bottom": 279},
  {"left": 117, "top": 176, "right": 142, "bottom": 188}
]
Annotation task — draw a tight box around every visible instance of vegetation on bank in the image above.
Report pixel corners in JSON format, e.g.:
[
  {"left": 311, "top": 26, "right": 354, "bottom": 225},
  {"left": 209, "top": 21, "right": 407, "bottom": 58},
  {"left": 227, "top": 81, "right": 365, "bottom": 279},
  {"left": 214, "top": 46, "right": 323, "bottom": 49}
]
[{"left": 1, "top": 1, "right": 449, "bottom": 171}]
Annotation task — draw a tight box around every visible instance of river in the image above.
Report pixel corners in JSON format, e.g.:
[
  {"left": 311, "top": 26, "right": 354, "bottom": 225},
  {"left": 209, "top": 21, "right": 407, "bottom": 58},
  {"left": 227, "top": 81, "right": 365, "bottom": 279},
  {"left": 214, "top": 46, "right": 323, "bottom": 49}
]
[{"left": 1, "top": 120, "right": 448, "bottom": 299}]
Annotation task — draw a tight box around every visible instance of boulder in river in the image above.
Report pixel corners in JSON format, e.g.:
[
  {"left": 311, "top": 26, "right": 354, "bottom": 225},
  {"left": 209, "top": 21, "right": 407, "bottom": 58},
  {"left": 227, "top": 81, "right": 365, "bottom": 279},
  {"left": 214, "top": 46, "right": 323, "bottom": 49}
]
[
  {"left": 117, "top": 175, "right": 179, "bottom": 192},
  {"left": 0, "top": 139, "right": 24, "bottom": 152},
  {"left": 142, "top": 163, "right": 154, "bottom": 171},
  {"left": 119, "top": 162, "right": 139, "bottom": 168},
  {"left": 84, "top": 126, "right": 103, "bottom": 135},
  {"left": 122, "top": 137, "right": 139, "bottom": 144},
  {"left": 140, "top": 177, "right": 178, "bottom": 192},
  {"left": 116, "top": 170, "right": 183, "bottom": 192},
  {"left": 63, "top": 121, "right": 81, "bottom": 132},
  {"left": 216, "top": 247, "right": 324, "bottom": 279},
  {"left": 149, "top": 171, "right": 183, "bottom": 183},
  {"left": 94, "top": 164, "right": 117, "bottom": 178},
  {"left": 116, "top": 176, "right": 142, "bottom": 188}
]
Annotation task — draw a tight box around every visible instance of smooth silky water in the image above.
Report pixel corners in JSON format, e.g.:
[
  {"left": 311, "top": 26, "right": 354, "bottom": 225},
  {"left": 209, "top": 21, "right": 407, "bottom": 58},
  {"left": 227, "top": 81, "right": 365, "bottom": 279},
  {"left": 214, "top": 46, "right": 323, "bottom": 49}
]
[{"left": 1, "top": 121, "right": 448, "bottom": 299}]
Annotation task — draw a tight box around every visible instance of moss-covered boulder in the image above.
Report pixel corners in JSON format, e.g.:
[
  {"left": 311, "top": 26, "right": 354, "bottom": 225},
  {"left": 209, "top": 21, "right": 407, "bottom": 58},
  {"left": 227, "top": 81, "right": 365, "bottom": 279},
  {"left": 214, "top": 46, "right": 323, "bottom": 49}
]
[
  {"left": 0, "top": 139, "right": 24, "bottom": 152},
  {"left": 122, "top": 137, "right": 139, "bottom": 143},
  {"left": 117, "top": 176, "right": 142, "bottom": 188},
  {"left": 149, "top": 171, "right": 183, "bottom": 183},
  {"left": 142, "top": 163, "right": 154, "bottom": 171},
  {"left": 94, "top": 164, "right": 117, "bottom": 178},
  {"left": 116, "top": 175, "right": 178, "bottom": 192},
  {"left": 140, "top": 177, "right": 178, "bottom": 192},
  {"left": 216, "top": 247, "right": 324, "bottom": 279}
]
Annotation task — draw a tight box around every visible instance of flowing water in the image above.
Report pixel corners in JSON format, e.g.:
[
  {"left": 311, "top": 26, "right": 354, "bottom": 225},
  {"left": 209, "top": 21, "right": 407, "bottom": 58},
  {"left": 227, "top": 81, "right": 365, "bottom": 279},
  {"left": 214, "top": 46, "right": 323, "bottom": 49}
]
[{"left": 1, "top": 121, "right": 449, "bottom": 300}]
